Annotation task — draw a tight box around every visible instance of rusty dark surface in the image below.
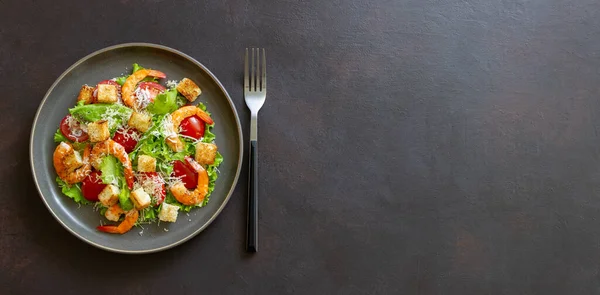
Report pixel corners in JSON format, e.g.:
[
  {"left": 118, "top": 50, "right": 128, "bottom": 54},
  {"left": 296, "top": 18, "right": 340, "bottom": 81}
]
[{"left": 2, "top": 0, "right": 600, "bottom": 294}]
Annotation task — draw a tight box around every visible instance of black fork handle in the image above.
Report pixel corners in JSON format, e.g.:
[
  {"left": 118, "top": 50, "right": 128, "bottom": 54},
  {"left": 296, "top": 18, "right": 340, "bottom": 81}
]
[{"left": 247, "top": 140, "right": 258, "bottom": 252}]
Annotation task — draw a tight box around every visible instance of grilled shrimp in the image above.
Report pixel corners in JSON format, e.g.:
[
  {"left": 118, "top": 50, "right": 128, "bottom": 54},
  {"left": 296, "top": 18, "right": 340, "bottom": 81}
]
[
  {"left": 166, "top": 106, "right": 214, "bottom": 152},
  {"left": 89, "top": 139, "right": 134, "bottom": 189},
  {"left": 171, "top": 105, "right": 214, "bottom": 127},
  {"left": 53, "top": 142, "right": 91, "bottom": 184},
  {"left": 97, "top": 207, "right": 139, "bottom": 234},
  {"left": 170, "top": 157, "right": 209, "bottom": 205},
  {"left": 121, "top": 69, "right": 166, "bottom": 109}
]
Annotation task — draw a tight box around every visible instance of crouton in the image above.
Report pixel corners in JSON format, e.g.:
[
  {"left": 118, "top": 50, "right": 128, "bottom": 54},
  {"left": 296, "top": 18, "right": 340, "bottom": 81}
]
[
  {"left": 96, "top": 84, "right": 118, "bottom": 104},
  {"left": 137, "top": 155, "right": 156, "bottom": 172},
  {"left": 176, "top": 78, "right": 201, "bottom": 102},
  {"left": 195, "top": 142, "right": 218, "bottom": 165},
  {"left": 87, "top": 120, "right": 110, "bottom": 142},
  {"left": 166, "top": 136, "right": 184, "bottom": 152},
  {"left": 158, "top": 203, "right": 179, "bottom": 222},
  {"left": 130, "top": 187, "right": 151, "bottom": 210},
  {"left": 128, "top": 111, "right": 152, "bottom": 132},
  {"left": 77, "top": 85, "right": 94, "bottom": 104},
  {"left": 105, "top": 206, "right": 121, "bottom": 222},
  {"left": 98, "top": 185, "right": 120, "bottom": 207},
  {"left": 63, "top": 149, "right": 83, "bottom": 171}
]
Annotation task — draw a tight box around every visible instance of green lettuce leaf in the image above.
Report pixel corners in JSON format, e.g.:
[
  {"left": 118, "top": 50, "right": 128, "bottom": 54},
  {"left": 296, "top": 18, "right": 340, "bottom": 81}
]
[
  {"left": 147, "top": 88, "right": 178, "bottom": 115},
  {"left": 139, "top": 207, "right": 158, "bottom": 222},
  {"left": 131, "top": 63, "right": 157, "bottom": 83},
  {"left": 99, "top": 156, "right": 120, "bottom": 186},
  {"left": 132, "top": 63, "right": 144, "bottom": 73},
  {"left": 176, "top": 95, "right": 187, "bottom": 107},
  {"left": 115, "top": 76, "right": 127, "bottom": 85},
  {"left": 56, "top": 177, "right": 89, "bottom": 204},
  {"left": 69, "top": 103, "right": 132, "bottom": 132},
  {"left": 98, "top": 155, "right": 133, "bottom": 210},
  {"left": 54, "top": 128, "right": 68, "bottom": 143},
  {"left": 69, "top": 103, "right": 132, "bottom": 122},
  {"left": 119, "top": 184, "right": 134, "bottom": 211},
  {"left": 202, "top": 125, "right": 216, "bottom": 143}
]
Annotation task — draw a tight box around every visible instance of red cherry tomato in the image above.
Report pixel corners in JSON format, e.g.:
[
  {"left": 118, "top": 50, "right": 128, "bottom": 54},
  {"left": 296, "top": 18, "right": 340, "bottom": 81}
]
[
  {"left": 172, "top": 160, "right": 198, "bottom": 189},
  {"left": 180, "top": 115, "right": 206, "bottom": 140},
  {"left": 138, "top": 82, "right": 165, "bottom": 102},
  {"left": 93, "top": 80, "right": 121, "bottom": 101},
  {"left": 60, "top": 115, "right": 89, "bottom": 142},
  {"left": 139, "top": 172, "right": 166, "bottom": 205},
  {"left": 112, "top": 128, "right": 139, "bottom": 153},
  {"left": 81, "top": 171, "right": 106, "bottom": 202}
]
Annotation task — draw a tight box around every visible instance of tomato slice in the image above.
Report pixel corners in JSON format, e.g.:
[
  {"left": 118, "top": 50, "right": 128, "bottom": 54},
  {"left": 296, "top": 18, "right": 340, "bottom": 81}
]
[
  {"left": 138, "top": 172, "right": 166, "bottom": 205},
  {"left": 172, "top": 160, "right": 198, "bottom": 189},
  {"left": 137, "top": 82, "right": 165, "bottom": 102},
  {"left": 93, "top": 80, "right": 121, "bottom": 102},
  {"left": 81, "top": 171, "right": 106, "bottom": 202},
  {"left": 112, "top": 128, "right": 139, "bottom": 153},
  {"left": 180, "top": 115, "right": 206, "bottom": 140},
  {"left": 60, "top": 115, "right": 89, "bottom": 142}
]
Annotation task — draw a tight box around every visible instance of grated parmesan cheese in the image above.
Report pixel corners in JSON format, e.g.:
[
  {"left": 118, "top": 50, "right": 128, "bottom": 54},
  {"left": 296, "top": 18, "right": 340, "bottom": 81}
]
[
  {"left": 134, "top": 87, "right": 153, "bottom": 109},
  {"left": 166, "top": 80, "right": 179, "bottom": 88},
  {"left": 116, "top": 127, "right": 141, "bottom": 142},
  {"left": 179, "top": 134, "right": 204, "bottom": 144},
  {"left": 99, "top": 106, "right": 129, "bottom": 131},
  {"left": 135, "top": 172, "right": 166, "bottom": 203},
  {"left": 65, "top": 115, "right": 86, "bottom": 136}
]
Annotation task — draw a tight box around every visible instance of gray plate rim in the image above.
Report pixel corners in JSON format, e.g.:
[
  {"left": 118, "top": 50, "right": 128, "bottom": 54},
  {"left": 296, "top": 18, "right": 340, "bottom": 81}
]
[{"left": 29, "top": 42, "right": 243, "bottom": 254}]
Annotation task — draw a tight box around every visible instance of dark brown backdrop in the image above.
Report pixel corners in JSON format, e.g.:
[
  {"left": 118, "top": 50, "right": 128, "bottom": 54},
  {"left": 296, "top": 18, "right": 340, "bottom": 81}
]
[{"left": 2, "top": 0, "right": 600, "bottom": 294}]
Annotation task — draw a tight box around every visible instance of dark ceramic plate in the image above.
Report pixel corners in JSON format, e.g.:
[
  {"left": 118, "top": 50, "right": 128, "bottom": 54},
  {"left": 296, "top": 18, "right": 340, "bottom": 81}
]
[{"left": 30, "top": 43, "right": 243, "bottom": 254}]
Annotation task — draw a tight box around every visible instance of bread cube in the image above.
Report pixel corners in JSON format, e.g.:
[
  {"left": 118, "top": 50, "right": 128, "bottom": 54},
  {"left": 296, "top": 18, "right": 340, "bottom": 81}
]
[
  {"left": 158, "top": 203, "right": 179, "bottom": 223},
  {"left": 96, "top": 84, "right": 118, "bottom": 103},
  {"left": 130, "top": 187, "right": 151, "bottom": 210},
  {"left": 128, "top": 111, "right": 152, "bottom": 132},
  {"left": 195, "top": 142, "right": 218, "bottom": 165},
  {"left": 98, "top": 185, "right": 120, "bottom": 206},
  {"left": 62, "top": 146, "right": 83, "bottom": 171},
  {"left": 166, "top": 136, "right": 184, "bottom": 152},
  {"left": 137, "top": 155, "right": 156, "bottom": 172},
  {"left": 105, "top": 205, "right": 122, "bottom": 222},
  {"left": 77, "top": 85, "right": 94, "bottom": 104},
  {"left": 87, "top": 120, "right": 110, "bottom": 142},
  {"left": 176, "top": 78, "right": 201, "bottom": 102}
]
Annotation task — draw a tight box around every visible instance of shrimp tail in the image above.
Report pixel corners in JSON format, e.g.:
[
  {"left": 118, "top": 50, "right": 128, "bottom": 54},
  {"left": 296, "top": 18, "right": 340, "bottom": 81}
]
[
  {"left": 97, "top": 209, "right": 139, "bottom": 234},
  {"left": 121, "top": 69, "right": 166, "bottom": 109},
  {"left": 96, "top": 225, "right": 122, "bottom": 234}
]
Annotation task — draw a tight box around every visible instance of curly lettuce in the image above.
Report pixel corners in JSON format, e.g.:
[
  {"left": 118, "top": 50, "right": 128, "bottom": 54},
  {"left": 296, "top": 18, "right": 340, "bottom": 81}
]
[
  {"left": 99, "top": 155, "right": 133, "bottom": 211},
  {"left": 54, "top": 128, "right": 68, "bottom": 142},
  {"left": 56, "top": 177, "right": 89, "bottom": 205},
  {"left": 147, "top": 88, "right": 178, "bottom": 115}
]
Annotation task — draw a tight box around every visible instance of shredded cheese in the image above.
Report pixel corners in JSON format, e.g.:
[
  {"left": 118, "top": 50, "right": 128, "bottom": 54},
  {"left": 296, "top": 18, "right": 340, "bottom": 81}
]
[
  {"left": 166, "top": 80, "right": 179, "bottom": 88},
  {"left": 65, "top": 115, "right": 85, "bottom": 136},
  {"left": 179, "top": 134, "right": 204, "bottom": 144},
  {"left": 135, "top": 172, "right": 166, "bottom": 203},
  {"left": 116, "top": 127, "right": 141, "bottom": 142},
  {"left": 134, "top": 87, "right": 153, "bottom": 109},
  {"left": 99, "top": 106, "right": 129, "bottom": 131},
  {"left": 163, "top": 175, "right": 184, "bottom": 188}
]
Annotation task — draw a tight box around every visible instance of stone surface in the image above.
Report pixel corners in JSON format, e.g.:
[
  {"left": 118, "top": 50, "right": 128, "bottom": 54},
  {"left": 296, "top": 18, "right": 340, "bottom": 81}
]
[{"left": 2, "top": 0, "right": 600, "bottom": 294}]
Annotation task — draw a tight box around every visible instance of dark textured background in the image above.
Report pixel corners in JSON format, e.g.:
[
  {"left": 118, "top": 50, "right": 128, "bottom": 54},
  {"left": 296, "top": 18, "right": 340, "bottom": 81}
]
[{"left": 2, "top": 0, "right": 600, "bottom": 294}]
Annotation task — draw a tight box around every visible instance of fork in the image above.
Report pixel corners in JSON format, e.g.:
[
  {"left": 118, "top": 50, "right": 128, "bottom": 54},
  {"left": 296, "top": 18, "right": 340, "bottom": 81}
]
[{"left": 244, "top": 48, "right": 266, "bottom": 252}]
